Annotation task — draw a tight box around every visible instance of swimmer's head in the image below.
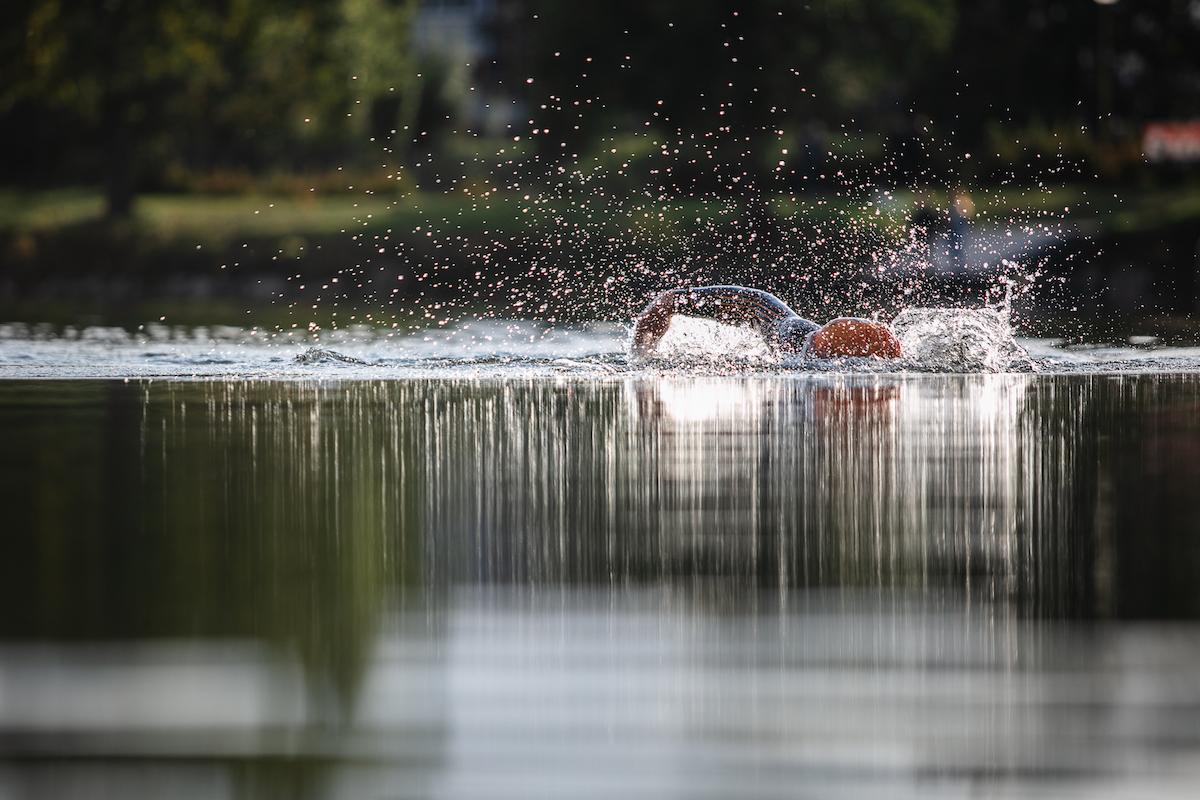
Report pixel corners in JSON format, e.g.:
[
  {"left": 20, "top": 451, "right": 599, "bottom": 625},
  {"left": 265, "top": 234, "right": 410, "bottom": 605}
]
[{"left": 803, "top": 318, "right": 902, "bottom": 360}]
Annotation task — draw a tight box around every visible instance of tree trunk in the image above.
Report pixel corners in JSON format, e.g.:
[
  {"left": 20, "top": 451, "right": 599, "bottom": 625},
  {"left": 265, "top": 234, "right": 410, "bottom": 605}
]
[
  {"left": 104, "top": 176, "right": 134, "bottom": 220},
  {"left": 102, "top": 99, "right": 136, "bottom": 221},
  {"left": 104, "top": 142, "right": 135, "bottom": 221}
]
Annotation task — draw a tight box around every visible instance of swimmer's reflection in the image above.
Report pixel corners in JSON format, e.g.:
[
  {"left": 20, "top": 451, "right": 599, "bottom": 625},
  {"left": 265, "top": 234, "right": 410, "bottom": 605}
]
[
  {"left": 424, "top": 375, "right": 1083, "bottom": 610},
  {"left": 633, "top": 377, "right": 898, "bottom": 425},
  {"left": 9, "top": 377, "right": 1200, "bottom": 799}
]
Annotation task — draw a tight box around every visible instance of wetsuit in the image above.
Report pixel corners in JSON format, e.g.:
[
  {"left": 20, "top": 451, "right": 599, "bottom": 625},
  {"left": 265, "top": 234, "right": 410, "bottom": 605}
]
[{"left": 631, "top": 286, "right": 820, "bottom": 357}]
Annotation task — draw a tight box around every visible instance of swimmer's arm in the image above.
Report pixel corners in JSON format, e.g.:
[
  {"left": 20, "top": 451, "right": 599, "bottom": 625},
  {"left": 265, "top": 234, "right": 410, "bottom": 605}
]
[
  {"left": 630, "top": 290, "right": 679, "bottom": 356},
  {"left": 631, "top": 286, "right": 798, "bottom": 356}
]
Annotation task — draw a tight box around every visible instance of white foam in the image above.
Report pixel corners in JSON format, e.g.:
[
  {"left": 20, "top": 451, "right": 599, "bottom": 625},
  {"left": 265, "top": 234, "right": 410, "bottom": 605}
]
[
  {"left": 646, "top": 316, "right": 775, "bottom": 363},
  {"left": 3, "top": 316, "right": 1200, "bottom": 379},
  {"left": 891, "top": 307, "right": 1036, "bottom": 373}
]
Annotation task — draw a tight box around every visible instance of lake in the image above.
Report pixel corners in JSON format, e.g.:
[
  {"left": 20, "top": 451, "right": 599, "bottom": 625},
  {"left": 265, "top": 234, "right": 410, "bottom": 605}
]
[
  {"left": 8, "top": 0, "right": 1200, "bottom": 795},
  {"left": 2, "top": 363, "right": 1200, "bottom": 798}
]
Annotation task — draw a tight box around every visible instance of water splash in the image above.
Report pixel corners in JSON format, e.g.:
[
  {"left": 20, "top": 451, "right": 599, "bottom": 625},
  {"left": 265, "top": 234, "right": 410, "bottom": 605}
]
[
  {"left": 7, "top": 319, "right": 1200, "bottom": 379},
  {"left": 294, "top": 347, "right": 367, "bottom": 366},
  {"left": 892, "top": 307, "right": 1036, "bottom": 373},
  {"left": 262, "top": 38, "right": 1084, "bottom": 341},
  {"left": 636, "top": 307, "right": 1035, "bottom": 373},
  {"left": 646, "top": 316, "right": 775, "bottom": 364}
]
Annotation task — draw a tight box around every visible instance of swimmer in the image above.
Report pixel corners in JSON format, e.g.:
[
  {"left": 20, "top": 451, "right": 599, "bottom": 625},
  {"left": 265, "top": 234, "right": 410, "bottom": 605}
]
[{"left": 631, "top": 285, "right": 901, "bottom": 360}]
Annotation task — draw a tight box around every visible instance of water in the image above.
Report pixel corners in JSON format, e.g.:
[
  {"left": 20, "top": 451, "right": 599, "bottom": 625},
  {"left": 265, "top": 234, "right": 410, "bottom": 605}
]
[
  {"left": 1, "top": 378, "right": 1199, "bottom": 797},
  {"left": 3, "top": 316, "right": 1200, "bottom": 380},
  {"left": 3, "top": 321, "right": 1200, "bottom": 799}
]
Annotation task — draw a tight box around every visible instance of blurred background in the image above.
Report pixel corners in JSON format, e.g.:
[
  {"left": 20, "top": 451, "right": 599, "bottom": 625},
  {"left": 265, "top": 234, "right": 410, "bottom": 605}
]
[
  {"left": 3, "top": 0, "right": 1200, "bottom": 335},
  {"left": 7, "top": 7, "right": 1200, "bottom": 797}
]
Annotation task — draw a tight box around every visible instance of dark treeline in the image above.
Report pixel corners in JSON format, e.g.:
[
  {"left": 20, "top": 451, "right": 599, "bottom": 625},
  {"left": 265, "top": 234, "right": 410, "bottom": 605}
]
[
  {"left": 2, "top": 0, "right": 422, "bottom": 216},
  {"left": 3, "top": 0, "right": 1198, "bottom": 218}
]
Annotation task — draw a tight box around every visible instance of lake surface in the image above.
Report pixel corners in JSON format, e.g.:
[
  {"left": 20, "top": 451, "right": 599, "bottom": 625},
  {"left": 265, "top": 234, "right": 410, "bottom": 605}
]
[
  {"left": 2, "top": 331, "right": 1200, "bottom": 798},
  {"left": 4, "top": 318, "right": 1200, "bottom": 380}
]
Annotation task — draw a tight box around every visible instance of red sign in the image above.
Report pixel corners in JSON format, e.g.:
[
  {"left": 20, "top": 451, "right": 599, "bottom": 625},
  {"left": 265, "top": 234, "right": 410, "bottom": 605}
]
[{"left": 1143, "top": 122, "right": 1200, "bottom": 162}]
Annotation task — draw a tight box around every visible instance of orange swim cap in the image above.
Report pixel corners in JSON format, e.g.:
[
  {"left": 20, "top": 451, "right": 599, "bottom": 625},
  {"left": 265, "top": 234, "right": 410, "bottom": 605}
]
[{"left": 805, "top": 318, "right": 902, "bottom": 359}]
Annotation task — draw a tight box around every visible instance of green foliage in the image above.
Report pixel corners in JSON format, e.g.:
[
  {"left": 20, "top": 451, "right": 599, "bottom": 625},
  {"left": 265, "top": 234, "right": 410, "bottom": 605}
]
[
  {"left": 5, "top": 0, "right": 1200, "bottom": 218},
  {"left": 2, "top": 0, "right": 419, "bottom": 216},
  {"left": 335, "top": 0, "right": 421, "bottom": 141}
]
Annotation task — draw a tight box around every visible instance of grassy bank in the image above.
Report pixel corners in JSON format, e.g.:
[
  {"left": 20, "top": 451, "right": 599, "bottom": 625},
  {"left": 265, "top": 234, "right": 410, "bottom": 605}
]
[
  {"left": 4, "top": 180, "right": 1194, "bottom": 242},
  {"left": 0, "top": 189, "right": 530, "bottom": 241},
  {"left": 3, "top": 182, "right": 1200, "bottom": 330}
]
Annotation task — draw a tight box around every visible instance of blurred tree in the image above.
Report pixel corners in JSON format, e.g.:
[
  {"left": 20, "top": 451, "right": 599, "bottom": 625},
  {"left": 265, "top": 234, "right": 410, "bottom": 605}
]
[
  {"left": 7, "top": 0, "right": 1200, "bottom": 213},
  {"left": 508, "top": 0, "right": 955, "bottom": 153},
  {"left": 333, "top": 0, "right": 422, "bottom": 148},
  {"left": 912, "top": 1, "right": 1200, "bottom": 162},
  {"left": 4, "top": 0, "right": 252, "bottom": 218},
  {"left": 1, "top": 0, "right": 418, "bottom": 219},
  {"left": 504, "top": 0, "right": 1200, "bottom": 180}
]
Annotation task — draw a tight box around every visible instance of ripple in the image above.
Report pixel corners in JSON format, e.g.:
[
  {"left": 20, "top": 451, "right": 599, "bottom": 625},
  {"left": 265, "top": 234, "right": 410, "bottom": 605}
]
[
  {"left": 293, "top": 347, "right": 368, "bottom": 366},
  {"left": 0, "top": 316, "right": 1199, "bottom": 380}
]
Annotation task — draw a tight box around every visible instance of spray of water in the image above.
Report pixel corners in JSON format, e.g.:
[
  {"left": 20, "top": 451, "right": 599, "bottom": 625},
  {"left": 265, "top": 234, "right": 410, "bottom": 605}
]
[
  {"left": 243, "top": 7, "right": 1091, "bottom": 372},
  {"left": 892, "top": 307, "right": 1036, "bottom": 373}
]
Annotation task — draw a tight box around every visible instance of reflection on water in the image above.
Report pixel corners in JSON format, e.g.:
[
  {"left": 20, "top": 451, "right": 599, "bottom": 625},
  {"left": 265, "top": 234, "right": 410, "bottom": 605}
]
[{"left": 1, "top": 374, "right": 1199, "bottom": 798}]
